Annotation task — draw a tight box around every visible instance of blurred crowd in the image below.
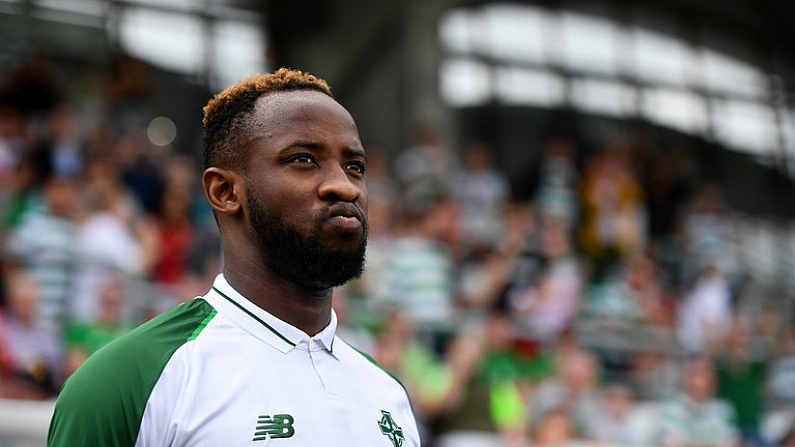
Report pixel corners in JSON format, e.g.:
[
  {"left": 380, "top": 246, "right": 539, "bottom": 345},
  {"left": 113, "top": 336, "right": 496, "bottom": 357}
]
[
  {"left": 0, "top": 52, "right": 221, "bottom": 400},
  {"left": 1, "top": 52, "right": 795, "bottom": 447}
]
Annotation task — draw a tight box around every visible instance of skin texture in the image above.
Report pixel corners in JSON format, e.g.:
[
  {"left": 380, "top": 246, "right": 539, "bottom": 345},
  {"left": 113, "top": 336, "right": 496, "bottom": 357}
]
[{"left": 202, "top": 90, "right": 368, "bottom": 336}]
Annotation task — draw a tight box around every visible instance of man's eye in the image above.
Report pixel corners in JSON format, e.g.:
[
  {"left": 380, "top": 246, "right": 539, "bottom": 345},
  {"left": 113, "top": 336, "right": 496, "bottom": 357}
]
[
  {"left": 290, "top": 154, "right": 315, "bottom": 164},
  {"left": 347, "top": 162, "right": 366, "bottom": 174}
]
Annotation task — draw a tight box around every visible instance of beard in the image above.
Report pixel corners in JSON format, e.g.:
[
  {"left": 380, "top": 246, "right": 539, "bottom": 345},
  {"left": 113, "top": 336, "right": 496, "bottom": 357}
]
[{"left": 246, "top": 186, "right": 367, "bottom": 290}]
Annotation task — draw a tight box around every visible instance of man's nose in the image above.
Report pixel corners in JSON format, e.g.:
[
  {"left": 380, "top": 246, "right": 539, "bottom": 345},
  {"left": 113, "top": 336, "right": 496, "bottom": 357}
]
[{"left": 318, "top": 166, "right": 362, "bottom": 202}]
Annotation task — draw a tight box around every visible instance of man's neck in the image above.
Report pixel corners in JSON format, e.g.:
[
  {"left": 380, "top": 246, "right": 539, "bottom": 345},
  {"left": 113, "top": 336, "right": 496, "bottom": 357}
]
[{"left": 222, "top": 264, "right": 333, "bottom": 337}]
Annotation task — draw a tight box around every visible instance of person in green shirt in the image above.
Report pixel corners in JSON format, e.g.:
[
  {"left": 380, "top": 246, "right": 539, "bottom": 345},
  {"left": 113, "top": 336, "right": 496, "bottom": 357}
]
[
  {"left": 715, "top": 317, "right": 769, "bottom": 447},
  {"left": 63, "top": 274, "right": 132, "bottom": 376}
]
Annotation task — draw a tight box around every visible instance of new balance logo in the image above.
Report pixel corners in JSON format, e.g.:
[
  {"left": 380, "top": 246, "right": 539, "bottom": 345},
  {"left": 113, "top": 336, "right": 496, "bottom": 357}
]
[
  {"left": 378, "top": 410, "right": 404, "bottom": 447},
  {"left": 253, "top": 414, "right": 295, "bottom": 441}
]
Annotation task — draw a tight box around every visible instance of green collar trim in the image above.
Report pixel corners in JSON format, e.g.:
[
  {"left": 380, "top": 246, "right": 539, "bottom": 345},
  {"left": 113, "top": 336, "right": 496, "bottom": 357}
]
[{"left": 211, "top": 286, "right": 296, "bottom": 347}]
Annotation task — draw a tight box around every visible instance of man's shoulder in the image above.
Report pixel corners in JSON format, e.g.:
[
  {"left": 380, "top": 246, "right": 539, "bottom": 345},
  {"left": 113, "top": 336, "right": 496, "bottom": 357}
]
[
  {"left": 48, "top": 299, "right": 218, "bottom": 447},
  {"left": 334, "top": 338, "right": 407, "bottom": 391},
  {"left": 74, "top": 299, "right": 216, "bottom": 378}
]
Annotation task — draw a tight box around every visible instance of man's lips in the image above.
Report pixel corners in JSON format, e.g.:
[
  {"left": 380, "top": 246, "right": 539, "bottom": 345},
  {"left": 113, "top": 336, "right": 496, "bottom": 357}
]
[
  {"left": 324, "top": 204, "right": 365, "bottom": 231},
  {"left": 328, "top": 215, "right": 362, "bottom": 230}
]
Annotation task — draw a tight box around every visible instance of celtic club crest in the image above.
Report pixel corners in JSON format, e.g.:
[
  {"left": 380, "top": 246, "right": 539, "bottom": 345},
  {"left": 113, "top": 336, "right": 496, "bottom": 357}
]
[{"left": 378, "top": 410, "right": 405, "bottom": 447}]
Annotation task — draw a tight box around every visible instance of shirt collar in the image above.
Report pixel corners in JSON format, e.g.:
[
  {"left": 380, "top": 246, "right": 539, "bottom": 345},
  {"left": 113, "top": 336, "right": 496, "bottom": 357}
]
[
  {"left": 205, "top": 274, "right": 338, "bottom": 356},
  {"left": 314, "top": 310, "right": 338, "bottom": 354}
]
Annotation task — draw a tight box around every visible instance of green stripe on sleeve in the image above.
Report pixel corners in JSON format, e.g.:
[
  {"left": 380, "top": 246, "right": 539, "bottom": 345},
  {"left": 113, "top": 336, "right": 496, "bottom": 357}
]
[
  {"left": 48, "top": 299, "right": 216, "bottom": 447},
  {"left": 189, "top": 309, "right": 218, "bottom": 341}
]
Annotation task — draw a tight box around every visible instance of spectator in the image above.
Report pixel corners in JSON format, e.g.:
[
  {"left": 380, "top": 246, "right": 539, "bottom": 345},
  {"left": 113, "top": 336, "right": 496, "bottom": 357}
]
[
  {"left": 4, "top": 175, "right": 79, "bottom": 336},
  {"left": 530, "top": 409, "right": 575, "bottom": 447},
  {"left": 627, "top": 350, "right": 681, "bottom": 401},
  {"left": 69, "top": 155, "right": 147, "bottom": 324},
  {"left": 715, "top": 317, "right": 770, "bottom": 447},
  {"left": 679, "top": 184, "right": 738, "bottom": 286},
  {"left": 64, "top": 274, "right": 133, "bottom": 377},
  {"left": 578, "top": 150, "right": 646, "bottom": 275},
  {"left": 0, "top": 270, "right": 63, "bottom": 399},
  {"left": 452, "top": 142, "right": 509, "bottom": 248},
  {"left": 170, "top": 154, "right": 220, "bottom": 301},
  {"left": 116, "top": 132, "right": 165, "bottom": 215},
  {"left": 507, "top": 217, "right": 582, "bottom": 344},
  {"left": 31, "top": 103, "right": 85, "bottom": 185},
  {"left": 581, "top": 264, "right": 646, "bottom": 331},
  {"left": 586, "top": 383, "right": 651, "bottom": 445},
  {"left": 623, "top": 253, "right": 676, "bottom": 330},
  {"left": 0, "top": 104, "right": 29, "bottom": 186},
  {"left": 533, "top": 137, "right": 579, "bottom": 228},
  {"left": 657, "top": 357, "right": 740, "bottom": 447},
  {"left": 147, "top": 156, "right": 197, "bottom": 303},
  {"left": 500, "top": 202, "right": 544, "bottom": 294},
  {"left": 531, "top": 348, "right": 602, "bottom": 439},
  {"left": 580, "top": 252, "right": 676, "bottom": 380},
  {"left": 676, "top": 261, "right": 734, "bottom": 355},
  {"left": 377, "top": 199, "right": 460, "bottom": 343},
  {"left": 432, "top": 311, "right": 532, "bottom": 447}
]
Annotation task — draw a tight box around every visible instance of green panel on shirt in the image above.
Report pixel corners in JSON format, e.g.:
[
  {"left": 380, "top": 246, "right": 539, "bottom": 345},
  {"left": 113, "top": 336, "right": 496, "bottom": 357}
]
[{"left": 47, "top": 298, "right": 217, "bottom": 447}]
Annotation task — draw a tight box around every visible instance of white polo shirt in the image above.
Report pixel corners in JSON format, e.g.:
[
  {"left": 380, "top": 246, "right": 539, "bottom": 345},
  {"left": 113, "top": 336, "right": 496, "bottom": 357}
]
[{"left": 49, "top": 274, "right": 420, "bottom": 447}]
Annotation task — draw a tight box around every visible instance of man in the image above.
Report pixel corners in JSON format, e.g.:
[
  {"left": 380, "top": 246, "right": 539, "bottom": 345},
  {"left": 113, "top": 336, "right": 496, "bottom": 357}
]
[
  {"left": 48, "top": 68, "right": 421, "bottom": 447},
  {"left": 657, "top": 357, "right": 739, "bottom": 447},
  {"left": 5, "top": 174, "right": 79, "bottom": 340}
]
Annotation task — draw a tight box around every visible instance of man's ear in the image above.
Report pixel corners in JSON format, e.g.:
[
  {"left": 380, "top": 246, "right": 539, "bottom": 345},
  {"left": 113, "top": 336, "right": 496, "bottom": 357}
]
[{"left": 202, "top": 167, "right": 243, "bottom": 215}]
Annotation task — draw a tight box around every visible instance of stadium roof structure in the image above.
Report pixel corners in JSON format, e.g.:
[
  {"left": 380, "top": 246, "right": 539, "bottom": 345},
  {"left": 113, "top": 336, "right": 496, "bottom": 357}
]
[{"left": 2, "top": 0, "right": 795, "bottom": 216}]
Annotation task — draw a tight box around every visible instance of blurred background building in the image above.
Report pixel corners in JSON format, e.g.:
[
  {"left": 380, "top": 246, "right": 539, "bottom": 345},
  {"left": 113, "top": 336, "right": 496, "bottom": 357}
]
[{"left": 2, "top": 0, "right": 794, "bottom": 213}]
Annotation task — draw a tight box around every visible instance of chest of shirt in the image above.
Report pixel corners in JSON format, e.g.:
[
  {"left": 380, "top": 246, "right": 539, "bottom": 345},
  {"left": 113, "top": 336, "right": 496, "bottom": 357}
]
[{"left": 141, "top": 333, "right": 414, "bottom": 447}]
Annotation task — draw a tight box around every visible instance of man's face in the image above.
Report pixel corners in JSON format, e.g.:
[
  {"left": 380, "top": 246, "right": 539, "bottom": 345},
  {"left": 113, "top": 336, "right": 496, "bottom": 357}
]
[
  {"left": 684, "top": 359, "right": 715, "bottom": 403},
  {"left": 242, "top": 90, "right": 368, "bottom": 290}
]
